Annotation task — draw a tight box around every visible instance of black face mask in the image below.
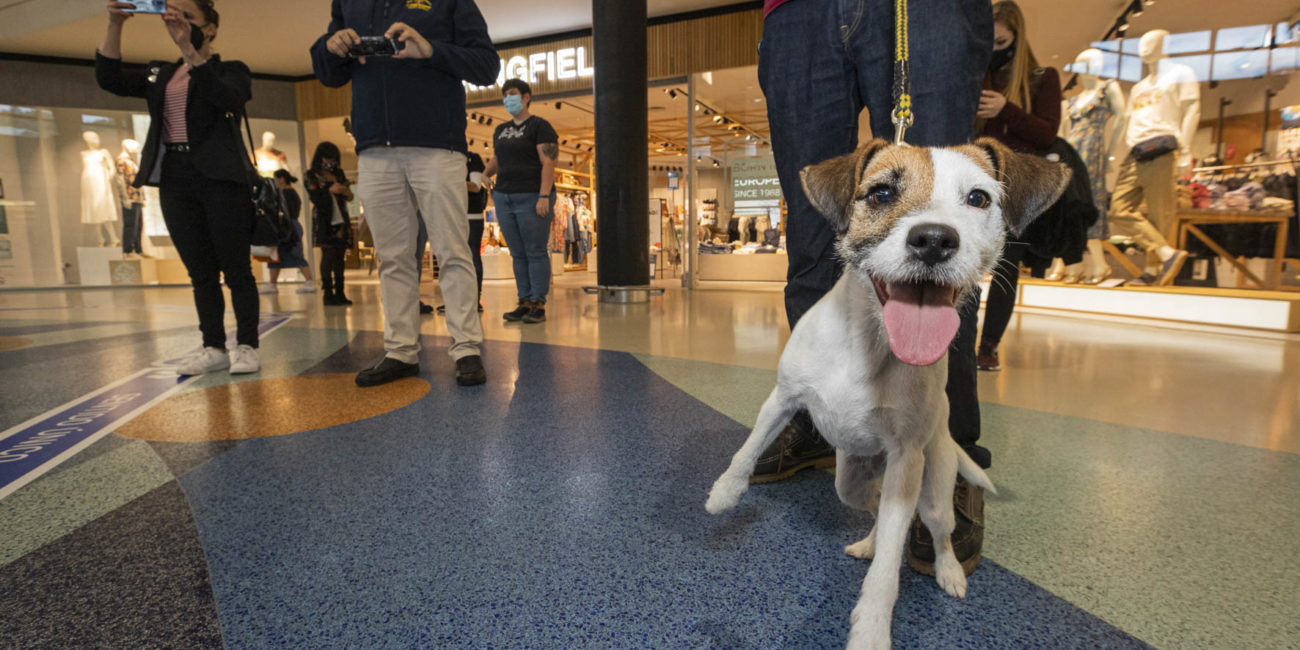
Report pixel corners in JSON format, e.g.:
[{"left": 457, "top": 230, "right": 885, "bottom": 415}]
[
  {"left": 989, "top": 40, "right": 1016, "bottom": 71},
  {"left": 189, "top": 22, "right": 209, "bottom": 51}
]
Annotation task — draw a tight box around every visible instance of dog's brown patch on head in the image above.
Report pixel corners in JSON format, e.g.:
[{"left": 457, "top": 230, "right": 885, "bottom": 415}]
[
  {"left": 839, "top": 146, "right": 935, "bottom": 249},
  {"left": 959, "top": 137, "right": 1072, "bottom": 236}
]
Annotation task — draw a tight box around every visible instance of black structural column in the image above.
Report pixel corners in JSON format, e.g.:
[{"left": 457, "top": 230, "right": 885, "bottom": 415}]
[{"left": 592, "top": 0, "right": 649, "bottom": 288}]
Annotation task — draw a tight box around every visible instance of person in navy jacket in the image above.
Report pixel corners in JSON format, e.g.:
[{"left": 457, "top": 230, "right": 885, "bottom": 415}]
[{"left": 310, "top": 0, "right": 498, "bottom": 388}]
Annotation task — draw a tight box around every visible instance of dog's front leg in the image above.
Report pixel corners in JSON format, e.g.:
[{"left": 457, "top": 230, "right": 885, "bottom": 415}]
[
  {"left": 846, "top": 446, "right": 923, "bottom": 650},
  {"left": 705, "top": 387, "right": 795, "bottom": 514}
]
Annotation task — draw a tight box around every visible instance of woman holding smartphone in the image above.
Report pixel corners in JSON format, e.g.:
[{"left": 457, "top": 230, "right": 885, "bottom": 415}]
[{"left": 97, "top": 0, "right": 261, "bottom": 376}]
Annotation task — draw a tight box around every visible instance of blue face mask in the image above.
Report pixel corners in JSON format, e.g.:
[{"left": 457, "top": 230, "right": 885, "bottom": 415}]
[{"left": 503, "top": 94, "right": 525, "bottom": 116}]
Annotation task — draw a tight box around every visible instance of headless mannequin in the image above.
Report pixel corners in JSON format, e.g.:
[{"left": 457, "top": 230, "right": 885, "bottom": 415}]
[
  {"left": 255, "top": 131, "right": 289, "bottom": 177},
  {"left": 80, "top": 131, "right": 120, "bottom": 247},
  {"left": 1111, "top": 30, "right": 1200, "bottom": 275},
  {"left": 1054, "top": 48, "right": 1127, "bottom": 283}
]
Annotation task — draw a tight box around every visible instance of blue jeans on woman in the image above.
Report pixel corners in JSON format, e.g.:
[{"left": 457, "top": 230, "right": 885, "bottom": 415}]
[
  {"left": 761, "top": 0, "right": 993, "bottom": 465},
  {"left": 493, "top": 190, "right": 555, "bottom": 303}
]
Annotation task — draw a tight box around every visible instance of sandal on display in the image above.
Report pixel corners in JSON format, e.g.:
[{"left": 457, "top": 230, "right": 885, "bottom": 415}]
[{"left": 1083, "top": 266, "right": 1112, "bottom": 285}]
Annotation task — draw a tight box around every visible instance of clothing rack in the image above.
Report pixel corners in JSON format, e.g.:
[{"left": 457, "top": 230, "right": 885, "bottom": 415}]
[{"left": 1192, "top": 158, "right": 1298, "bottom": 173}]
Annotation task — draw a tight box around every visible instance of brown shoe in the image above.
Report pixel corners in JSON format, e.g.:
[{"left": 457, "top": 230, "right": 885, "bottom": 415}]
[
  {"left": 976, "top": 342, "right": 1000, "bottom": 372},
  {"left": 905, "top": 476, "right": 985, "bottom": 577},
  {"left": 749, "top": 411, "right": 836, "bottom": 484}
]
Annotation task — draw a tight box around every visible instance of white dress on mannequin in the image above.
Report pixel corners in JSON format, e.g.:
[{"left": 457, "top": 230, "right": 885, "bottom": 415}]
[{"left": 80, "top": 149, "right": 119, "bottom": 225}]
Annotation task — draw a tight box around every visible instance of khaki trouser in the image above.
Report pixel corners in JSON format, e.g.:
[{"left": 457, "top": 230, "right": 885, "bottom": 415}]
[
  {"left": 1109, "top": 152, "right": 1176, "bottom": 253},
  {"left": 357, "top": 147, "right": 483, "bottom": 364}
]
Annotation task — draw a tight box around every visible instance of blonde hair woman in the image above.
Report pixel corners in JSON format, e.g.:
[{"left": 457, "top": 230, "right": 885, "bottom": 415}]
[{"left": 975, "top": 0, "right": 1062, "bottom": 372}]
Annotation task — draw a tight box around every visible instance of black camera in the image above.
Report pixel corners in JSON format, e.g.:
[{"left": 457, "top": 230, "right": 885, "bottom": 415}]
[{"left": 348, "top": 36, "right": 403, "bottom": 58}]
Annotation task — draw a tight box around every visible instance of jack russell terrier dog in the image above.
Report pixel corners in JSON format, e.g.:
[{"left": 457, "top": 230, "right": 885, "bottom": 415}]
[{"left": 706, "top": 137, "right": 1070, "bottom": 650}]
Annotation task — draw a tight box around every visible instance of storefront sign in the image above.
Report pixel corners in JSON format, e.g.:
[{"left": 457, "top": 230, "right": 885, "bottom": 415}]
[
  {"left": 465, "top": 42, "right": 595, "bottom": 99},
  {"left": 731, "top": 156, "right": 782, "bottom": 202}
]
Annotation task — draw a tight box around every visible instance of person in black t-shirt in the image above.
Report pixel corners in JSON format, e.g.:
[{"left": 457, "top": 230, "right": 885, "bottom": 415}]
[
  {"left": 436, "top": 151, "right": 489, "bottom": 315},
  {"left": 483, "top": 79, "right": 559, "bottom": 325}
]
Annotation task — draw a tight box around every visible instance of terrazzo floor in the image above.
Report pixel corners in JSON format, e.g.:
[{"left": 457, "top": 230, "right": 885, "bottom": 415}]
[{"left": 1, "top": 272, "right": 1297, "bottom": 649}]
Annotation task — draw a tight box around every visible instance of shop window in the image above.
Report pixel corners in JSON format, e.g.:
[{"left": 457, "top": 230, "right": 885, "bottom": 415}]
[
  {"left": 1118, "top": 55, "right": 1143, "bottom": 82},
  {"left": 1211, "top": 49, "right": 1269, "bottom": 80},
  {"left": 1271, "top": 47, "right": 1298, "bottom": 73},
  {"left": 1215, "top": 25, "right": 1272, "bottom": 51},
  {"left": 1167, "top": 55, "right": 1212, "bottom": 81},
  {"left": 1165, "top": 31, "right": 1212, "bottom": 55},
  {"left": 1276, "top": 22, "right": 1299, "bottom": 45}
]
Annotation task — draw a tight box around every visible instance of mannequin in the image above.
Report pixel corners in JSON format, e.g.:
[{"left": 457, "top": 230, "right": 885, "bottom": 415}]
[
  {"left": 1107, "top": 29, "right": 1198, "bottom": 284},
  {"left": 115, "top": 138, "right": 146, "bottom": 257},
  {"left": 255, "top": 131, "right": 289, "bottom": 177},
  {"left": 1057, "top": 48, "right": 1127, "bottom": 284},
  {"left": 80, "top": 131, "right": 120, "bottom": 247}
]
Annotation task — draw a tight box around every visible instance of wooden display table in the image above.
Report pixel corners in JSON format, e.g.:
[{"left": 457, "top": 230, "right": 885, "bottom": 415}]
[{"left": 1174, "top": 209, "right": 1291, "bottom": 290}]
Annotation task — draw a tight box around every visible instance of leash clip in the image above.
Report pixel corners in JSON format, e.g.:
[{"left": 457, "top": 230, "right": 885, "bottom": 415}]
[{"left": 891, "top": 107, "right": 914, "bottom": 146}]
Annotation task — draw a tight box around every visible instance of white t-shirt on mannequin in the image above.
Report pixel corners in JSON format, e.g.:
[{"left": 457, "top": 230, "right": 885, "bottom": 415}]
[{"left": 1125, "top": 62, "right": 1198, "bottom": 151}]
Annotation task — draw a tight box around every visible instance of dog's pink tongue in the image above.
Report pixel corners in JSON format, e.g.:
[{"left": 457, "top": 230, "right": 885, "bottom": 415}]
[{"left": 881, "top": 282, "right": 959, "bottom": 366}]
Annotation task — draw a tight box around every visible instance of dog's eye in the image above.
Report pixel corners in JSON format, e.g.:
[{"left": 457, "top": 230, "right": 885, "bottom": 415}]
[
  {"left": 863, "top": 185, "right": 896, "bottom": 206},
  {"left": 966, "top": 189, "right": 991, "bottom": 209}
]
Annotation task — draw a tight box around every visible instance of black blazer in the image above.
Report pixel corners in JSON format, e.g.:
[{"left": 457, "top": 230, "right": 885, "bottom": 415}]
[{"left": 95, "top": 52, "right": 253, "bottom": 188}]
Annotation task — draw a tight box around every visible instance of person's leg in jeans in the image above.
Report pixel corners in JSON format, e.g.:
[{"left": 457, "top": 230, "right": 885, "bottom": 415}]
[
  {"left": 407, "top": 148, "right": 484, "bottom": 362},
  {"left": 356, "top": 149, "right": 423, "bottom": 365},
  {"left": 494, "top": 191, "right": 533, "bottom": 305},
  {"left": 756, "top": 0, "right": 992, "bottom": 481},
  {"left": 159, "top": 159, "right": 226, "bottom": 350},
  {"left": 521, "top": 191, "right": 555, "bottom": 304},
  {"left": 199, "top": 178, "right": 260, "bottom": 348}
]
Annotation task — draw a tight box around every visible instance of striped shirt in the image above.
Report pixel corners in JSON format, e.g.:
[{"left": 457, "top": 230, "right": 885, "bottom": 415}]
[{"left": 162, "top": 65, "right": 191, "bottom": 144}]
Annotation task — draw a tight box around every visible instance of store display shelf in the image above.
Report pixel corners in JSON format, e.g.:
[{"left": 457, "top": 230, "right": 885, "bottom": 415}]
[{"left": 1003, "top": 279, "right": 1300, "bottom": 332}]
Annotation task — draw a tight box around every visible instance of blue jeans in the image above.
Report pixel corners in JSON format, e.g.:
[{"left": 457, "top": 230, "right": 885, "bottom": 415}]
[
  {"left": 494, "top": 190, "right": 554, "bottom": 302},
  {"left": 761, "top": 0, "right": 992, "bottom": 465}
]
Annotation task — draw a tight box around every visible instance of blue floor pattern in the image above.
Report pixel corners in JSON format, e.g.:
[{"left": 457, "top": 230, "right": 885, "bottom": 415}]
[{"left": 148, "top": 332, "right": 1147, "bottom": 649}]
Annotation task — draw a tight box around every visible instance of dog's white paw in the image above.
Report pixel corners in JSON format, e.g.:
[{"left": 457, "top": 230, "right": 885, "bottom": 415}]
[
  {"left": 846, "top": 609, "right": 891, "bottom": 650},
  {"left": 705, "top": 474, "right": 748, "bottom": 514},
  {"left": 844, "top": 530, "right": 877, "bottom": 560},
  {"left": 934, "top": 554, "right": 967, "bottom": 599}
]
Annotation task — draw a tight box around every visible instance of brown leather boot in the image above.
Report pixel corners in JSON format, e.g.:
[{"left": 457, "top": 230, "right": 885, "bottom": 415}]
[
  {"left": 905, "top": 475, "right": 985, "bottom": 577},
  {"left": 748, "top": 411, "right": 835, "bottom": 484}
]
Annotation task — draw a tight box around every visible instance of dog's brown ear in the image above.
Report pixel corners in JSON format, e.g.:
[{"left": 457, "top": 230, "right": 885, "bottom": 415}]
[
  {"left": 799, "top": 139, "right": 889, "bottom": 233},
  {"left": 973, "top": 137, "right": 1072, "bottom": 236}
]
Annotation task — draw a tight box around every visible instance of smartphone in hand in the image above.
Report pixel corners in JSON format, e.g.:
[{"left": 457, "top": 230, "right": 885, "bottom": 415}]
[{"left": 124, "top": 0, "right": 167, "bottom": 13}]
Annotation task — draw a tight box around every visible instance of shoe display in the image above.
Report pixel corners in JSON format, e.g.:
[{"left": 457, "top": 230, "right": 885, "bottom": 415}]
[
  {"left": 420, "top": 301, "right": 435, "bottom": 315},
  {"left": 522, "top": 301, "right": 546, "bottom": 324},
  {"left": 175, "top": 347, "right": 230, "bottom": 376},
  {"left": 295, "top": 284, "right": 317, "bottom": 294},
  {"left": 355, "top": 357, "right": 419, "bottom": 387},
  {"left": 905, "top": 476, "right": 985, "bottom": 577},
  {"left": 258, "top": 284, "right": 277, "bottom": 295},
  {"left": 749, "top": 412, "right": 836, "bottom": 484},
  {"left": 1083, "top": 265, "right": 1112, "bottom": 285},
  {"left": 454, "top": 354, "right": 487, "bottom": 386},
  {"left": 1157, "top": 250, "right": 1189, "bottom": 286},
  {"left": 229, "top": 344, "right": 261, "bottom": 374},
  {"left": 976, "top": 342, "right": 1000, "bottom": 371},
  {"left": 503, "top": 300, "right": 531, "bottom": 322}
]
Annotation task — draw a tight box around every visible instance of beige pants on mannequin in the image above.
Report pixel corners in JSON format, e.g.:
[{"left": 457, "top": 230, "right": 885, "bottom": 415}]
[
  {"left": 358, "top": 147, "right": 484, "bottom": 364},
  {"left": 1109, "top": 152, "right": 1177, "bottom": 256}
]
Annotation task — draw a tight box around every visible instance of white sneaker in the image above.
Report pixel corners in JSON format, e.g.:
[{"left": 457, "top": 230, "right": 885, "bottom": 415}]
[
  {"left": 229, "top": 344, "right": 261, "bottom": 374},
  {"left": 176, "top": 347, "right": 230, "bottom": 376},
  {"left": 295, "top": 283, "right": 317, "bottom": 294},
  {"left": 258, "top": 284, "right": 278, "bottom": 295}
]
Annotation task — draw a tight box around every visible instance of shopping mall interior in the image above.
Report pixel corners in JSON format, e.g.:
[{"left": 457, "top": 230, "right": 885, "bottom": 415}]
[{"left": 1, "top": 0, "right": 1298, "bottom": 648}]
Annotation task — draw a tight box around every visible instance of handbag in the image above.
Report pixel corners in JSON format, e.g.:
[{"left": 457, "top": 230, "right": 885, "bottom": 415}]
[
  {"left": 1130, "top": 134, "right": 1179, "bottom": 162},
  {"left": 230, "top": 112, "right": 295, "bottom": 252}
]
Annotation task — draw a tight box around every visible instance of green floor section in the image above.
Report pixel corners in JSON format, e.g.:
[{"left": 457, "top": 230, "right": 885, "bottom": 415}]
[
  {"left": 0, "top": 439, "right": 174, "bottom": 566},
  {"left": 636, "top": 353, "right": 1300, "bottom": 650}
]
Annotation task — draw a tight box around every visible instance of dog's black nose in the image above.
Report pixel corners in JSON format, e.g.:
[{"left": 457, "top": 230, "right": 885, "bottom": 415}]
[{"left": 907, "top": 224, "right": 960, "bottom": 266}]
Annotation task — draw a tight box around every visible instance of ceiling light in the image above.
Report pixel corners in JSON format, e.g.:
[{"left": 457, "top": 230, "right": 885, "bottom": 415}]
[
  {"left": 1116, "top": 17, "right": 1129, "bottom": 34},
  {"left": 695, "top": 103, "right": 702, "bottom": 112},
  {"left": 1143, "top": 0, "right": 1155, "bottom": 5},
  {"left": 1128, "top": 0, "right": 1143, "bottom": 17},
  {"left": 668, "top": 89, "right": 678, "bottom": 99},
  {"left": 712, "top": 115, "right": 724, "bottom": 123}
]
